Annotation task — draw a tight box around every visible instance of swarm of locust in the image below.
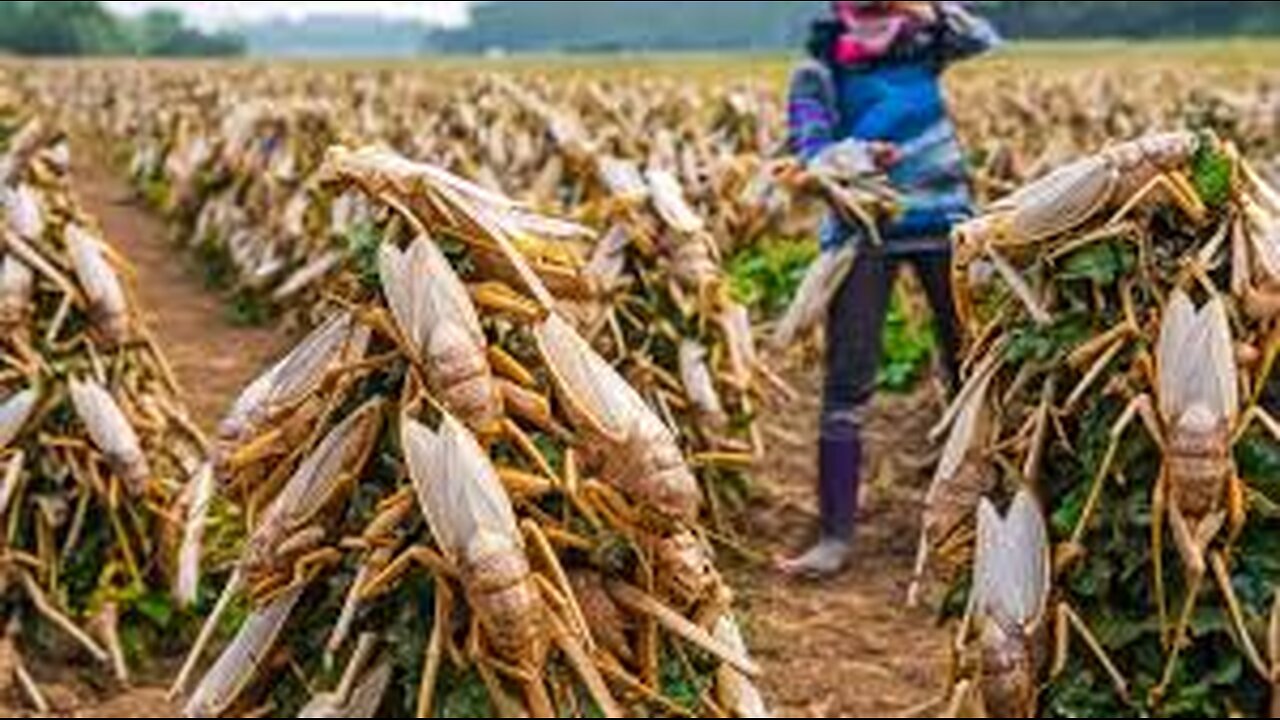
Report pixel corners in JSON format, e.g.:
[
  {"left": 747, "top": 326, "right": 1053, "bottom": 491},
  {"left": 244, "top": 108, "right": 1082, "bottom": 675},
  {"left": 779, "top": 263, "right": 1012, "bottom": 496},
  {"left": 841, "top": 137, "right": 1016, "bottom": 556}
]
[
  {"left": 0, "top": 113, "right": 211, "bottom": 705},
  {"left": 125, "top": 93, "right": 361, "bottom": 320},
  {"left": 171, "top": 145, "right": 767, "bottom": 718},
  {"left": 96, "top": 65, "right": 781, "bottom": 531},
  {"left": 950, "top": 65, "right": 1280, "bottom": 206},
  {"left": 496, "top": 81, "right": 806, "bottom": 528},
  {"left": 910, "top": 129, "right": 1280, "bottom": 717}
]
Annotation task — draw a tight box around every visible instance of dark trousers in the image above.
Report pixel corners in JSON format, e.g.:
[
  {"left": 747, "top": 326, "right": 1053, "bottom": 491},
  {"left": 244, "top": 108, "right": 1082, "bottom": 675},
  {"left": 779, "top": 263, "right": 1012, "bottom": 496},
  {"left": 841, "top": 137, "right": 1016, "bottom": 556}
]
[{"left": 817, "top": 243, "right": 962, "bottom": 539}]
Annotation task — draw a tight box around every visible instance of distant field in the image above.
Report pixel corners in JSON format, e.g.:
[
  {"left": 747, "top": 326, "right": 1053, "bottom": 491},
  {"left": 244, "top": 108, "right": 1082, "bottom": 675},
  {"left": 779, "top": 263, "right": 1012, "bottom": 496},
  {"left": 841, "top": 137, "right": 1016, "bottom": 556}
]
[
  {"left": 317, "top": 38, "right": 1280, "bottom": 82},
  {"left": 28, "top": 38, "right": 1280, "bottom": 87}
]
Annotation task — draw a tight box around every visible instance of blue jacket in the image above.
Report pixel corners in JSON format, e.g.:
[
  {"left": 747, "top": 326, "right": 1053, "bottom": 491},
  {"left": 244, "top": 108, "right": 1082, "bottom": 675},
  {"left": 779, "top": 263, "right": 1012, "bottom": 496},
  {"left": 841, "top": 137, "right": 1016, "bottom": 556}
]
[{"left": 789, "top": 5, "right": 999, "bottom": 251}]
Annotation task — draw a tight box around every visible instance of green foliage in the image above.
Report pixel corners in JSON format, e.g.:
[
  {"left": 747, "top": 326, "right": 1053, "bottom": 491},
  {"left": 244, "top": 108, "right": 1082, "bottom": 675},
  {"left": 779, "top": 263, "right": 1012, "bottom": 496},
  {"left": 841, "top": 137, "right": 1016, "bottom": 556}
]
[
  {"left": 433, "top": 1, "right": 1280, "bottom": 54},
  {"left": 726, "top": 237, "right": 816, "bottom": 318},
  {"left": 436, "top": 1, "right": 822, "bottom": 54},
  {"left": 132, "top": 590, "right": 175, "bottom": 629},
  {"left": 1239, "top": 431, "right": 1280, "bottom": 502},
  {"left": 132, "top": 9, "right": 245, "bottom": 57},
  {"left": 226, "top": 289, "right": 270, "bottom": 327},
  {"left": 1192, "top": 140, "right": 1235, "bottom": 208},
  {"left": 244, "top": 15, "right": 433, "bottom": 58},
  {"left": 1004, "top": 312, "right": 1093, "bottom": 366},
  {"left": 435, "top": 666, "right": 494, "bottom": 717},
  {"left": 345, "top": 220, "right": 384, "bottom": 294},
  {"left": 0, "top": 1, "right": 243, "bottom": 57},
  {"left": 193, "top": 236, "right": 236, "bottom": 291},
  {"left": 659, "top": 641, "right": 715, "bottom": 712},
  {"left": 877, "top": 287, "right": 937, "bottom": 393},
  {"left": 1030, "top": 369, "right": 1280, "bottom": 716},
  {"left": 1057, "top": 241, "right": 1137, "bottom": 286},
  {"left": 139, "top": 177, "right": 170, "bottom": 211}
]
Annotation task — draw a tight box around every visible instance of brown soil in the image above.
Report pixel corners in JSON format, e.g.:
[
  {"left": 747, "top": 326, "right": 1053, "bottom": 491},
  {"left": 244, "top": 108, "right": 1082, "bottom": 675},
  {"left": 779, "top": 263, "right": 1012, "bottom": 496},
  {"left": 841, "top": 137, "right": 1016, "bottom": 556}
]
[
  {"left": 734, "top": 362, "right": 952, "bottom": 718},
  {"left": 0, "top": 679, "right": 176, "bottom": 718},
  {"left": 71, "top": 140, "right": 294, "bottom": 433},
  {"left": 55, "top": 139, "right": 952, "bottom": 718}
]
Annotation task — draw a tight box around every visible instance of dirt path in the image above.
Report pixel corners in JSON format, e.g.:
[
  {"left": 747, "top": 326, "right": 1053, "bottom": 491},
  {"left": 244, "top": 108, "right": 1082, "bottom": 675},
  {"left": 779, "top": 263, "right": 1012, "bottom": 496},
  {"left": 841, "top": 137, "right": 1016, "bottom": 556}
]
[
  {"left": 72, "top": 140, "right": 292, "bottom": 432},
  {"left": 13, "top": 139, "right": 298, "bottom": 718},
  {"left": 736, "top": 365, "right": 952, "bottom": 718}
]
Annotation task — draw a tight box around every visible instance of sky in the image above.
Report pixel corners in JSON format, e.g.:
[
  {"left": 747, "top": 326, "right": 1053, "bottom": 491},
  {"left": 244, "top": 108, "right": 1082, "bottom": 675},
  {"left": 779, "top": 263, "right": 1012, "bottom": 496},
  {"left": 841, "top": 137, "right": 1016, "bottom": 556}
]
[{"left": 103, "top": 1, "right": 476, "bottom": 29}]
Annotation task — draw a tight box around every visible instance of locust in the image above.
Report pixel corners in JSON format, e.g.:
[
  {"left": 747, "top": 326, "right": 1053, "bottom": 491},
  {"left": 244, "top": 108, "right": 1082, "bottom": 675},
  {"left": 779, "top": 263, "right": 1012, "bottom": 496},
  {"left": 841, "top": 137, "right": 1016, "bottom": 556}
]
[{"left": 1067, "top": 290, "right": 1280, "bottom": 701}]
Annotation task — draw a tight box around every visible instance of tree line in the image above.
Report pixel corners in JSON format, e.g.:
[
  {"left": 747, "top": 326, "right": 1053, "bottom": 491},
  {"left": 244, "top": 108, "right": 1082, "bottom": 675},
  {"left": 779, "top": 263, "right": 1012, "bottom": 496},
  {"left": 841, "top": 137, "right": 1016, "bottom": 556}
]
[
  {"left": 0, "top": 1, "right": 243, "bottom": 57},
  {"left": 433, "top": 1, "right": 1280, "bottom": 54}
]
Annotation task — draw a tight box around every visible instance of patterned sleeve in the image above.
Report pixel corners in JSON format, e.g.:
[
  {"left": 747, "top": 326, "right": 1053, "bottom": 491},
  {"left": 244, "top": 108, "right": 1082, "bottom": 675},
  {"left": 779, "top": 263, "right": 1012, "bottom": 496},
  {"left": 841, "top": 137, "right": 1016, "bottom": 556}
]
[
  {"left": 787, "top": 62, "right": 838, "bottom": 163},
  {"left": 933, "top": 2, "right": 1002, "bottom": 67}
]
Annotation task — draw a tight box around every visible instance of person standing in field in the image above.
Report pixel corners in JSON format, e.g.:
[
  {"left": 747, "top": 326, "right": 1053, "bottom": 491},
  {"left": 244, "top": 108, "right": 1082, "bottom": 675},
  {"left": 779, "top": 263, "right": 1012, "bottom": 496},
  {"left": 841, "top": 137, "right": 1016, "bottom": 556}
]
[{"left": 778, "top": 0, "right": 1000, "bottom": 578}]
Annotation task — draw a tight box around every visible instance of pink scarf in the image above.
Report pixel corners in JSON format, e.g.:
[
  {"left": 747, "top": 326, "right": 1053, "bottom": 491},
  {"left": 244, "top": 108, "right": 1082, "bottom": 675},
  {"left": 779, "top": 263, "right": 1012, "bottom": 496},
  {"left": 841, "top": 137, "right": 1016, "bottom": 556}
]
[{"left": 830, "top": 1, "right": 921, "bottom": 65}]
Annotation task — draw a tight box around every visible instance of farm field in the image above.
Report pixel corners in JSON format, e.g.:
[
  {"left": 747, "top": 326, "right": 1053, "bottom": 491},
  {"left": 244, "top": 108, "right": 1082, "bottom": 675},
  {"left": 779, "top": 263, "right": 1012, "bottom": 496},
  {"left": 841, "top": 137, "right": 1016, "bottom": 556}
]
[{"left": 0, "top": 41, "right": 1278, "bottom": 717}]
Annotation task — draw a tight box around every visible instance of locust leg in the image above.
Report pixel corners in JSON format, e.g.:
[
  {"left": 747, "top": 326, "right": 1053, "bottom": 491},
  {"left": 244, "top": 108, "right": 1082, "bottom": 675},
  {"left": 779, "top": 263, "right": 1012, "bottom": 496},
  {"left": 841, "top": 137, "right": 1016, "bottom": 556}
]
[
  {"left": 326, "top": 563, "right": 371, "bottom": 660},
  {"left": 169, "top": 569, "right": 243, "bottom": 699},
  {"left": 1060, "top": 335, "right": 1128, "bottom": 416},
  {"left": 1152, "top": 474, "right": 1170, "bottom": 647},
  {"left": 473, "top": 651, "right": 529, "bottom": 719},
  {"left": 498, "top": 417, "right": 559, "bottom": 482},
  {"left": 985, "top": 246, "right": 1051, "bottom": 326},
  {"left": 20, "top": 571, "right": 109, "bottom": 665},
  {"left": 1209, "top": 550, "right": 1268, "bottom": 680},
  {"left": 359, "top": 544, "right": 453, "bottom": 601},
  {"left": 606, "top": 580, "right": 759, "bottom": 678},
  {"left": 1065, "top": 394, "right": 1162, "bottom": 564},
  {"left": 1046, "top": 221, "right": 1141, "bottom": 264},
  {"left": 1243, "top": 285, "right": 1280, "bottom": 322},
  {"left": 498, "top": 380, "right": 568, "bottom": 440},
  {"left": 906, "top": 527, "right": 931, "bottom": 609},
  {"left": 1270, "top": 591, "right": 1280, "bottom": 717},
  {"left": 1234, "top": 405, "right": 1280, "bottom": 446},
  {"left": 580, "top": 481, "right": 642, "bottom": 536},
  {"left": 471, "top": 281, "right": 549, "bottom": 323},
  {"left": 1154, "top": 506, "right": 1225, "bottom": 703},
  {"left": 522, "top": 520, "right": 592, "bottom": 651},
  {"left": 9, "top": 633, "right": 49, "bottom": 714},
  {"left": 1022, "top": 377, "right": 1056, "bottom": 489},
  {"left": 1053, "top": 602, "right": 1131, "bottom": 703},
  {"left": 416, "top": 582, "right": 451, "bottom": 717},
  {"left": 519, "top": 667, "right": 556, "bottom": 718},
  {"left": 487, "top": 344, "right": 536, "bottom": 388},
  {"left": 545, "top": 606, "right": 623, "bottom": 718},
  {"left": 1104, "top": 171, "right": 1206, "bottom": 230}
]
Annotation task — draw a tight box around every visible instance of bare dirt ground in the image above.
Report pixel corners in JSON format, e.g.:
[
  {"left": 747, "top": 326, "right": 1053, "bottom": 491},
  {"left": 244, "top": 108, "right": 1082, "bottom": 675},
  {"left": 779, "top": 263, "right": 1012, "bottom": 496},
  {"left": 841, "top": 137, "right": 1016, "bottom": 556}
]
[
  {"left": 737, "top": 363, "right": 952, "bottom": 718},
  {"left": 0, "top": 675, "right": 176, "bottom": 718},
  {"left": 40, "top": 142, "right": 952, "bottom": 718}
]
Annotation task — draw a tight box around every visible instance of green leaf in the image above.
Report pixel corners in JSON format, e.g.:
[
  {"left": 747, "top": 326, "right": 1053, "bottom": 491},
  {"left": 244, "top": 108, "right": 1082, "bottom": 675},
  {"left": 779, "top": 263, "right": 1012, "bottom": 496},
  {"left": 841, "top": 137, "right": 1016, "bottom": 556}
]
[
  {"left": 134, "top": 591, "right": 175, "bottom": 628},
  {"left": 1192, "top": 139, "right": 1234, "bottom": 208},
  {"left": 1056, "top": 241, "right": 1136, "bottom": 285},
  {"left": 725, "top": 237, "right": 817, "bottom": 317},
  {"left": 1005, "top": 312, "right": 1093, "bottom": 366},
  {"left": 345, "top": 220, "right": 384, "bottom": 293},
  {"left": 1238, "top": 432, "right": 1280, "bottom": 503},
  {"left": 877, "top": 287, "right": 937, "bottom": 394}
]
